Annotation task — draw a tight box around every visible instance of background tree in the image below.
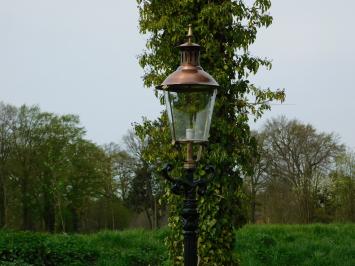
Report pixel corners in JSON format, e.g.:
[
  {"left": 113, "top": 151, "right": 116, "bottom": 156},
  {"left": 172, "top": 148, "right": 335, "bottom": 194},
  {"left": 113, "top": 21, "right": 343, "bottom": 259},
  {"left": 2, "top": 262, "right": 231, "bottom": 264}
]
[
  {"left": 99, "top": 143, "right": 131, "bottom": 229},
  {"left": 136, "top": 0, "right": 285, "bottom": 264},
  {"left": 36, "top": 113, "right": 84, "bottom": 232},
  {"left": 261, "top": 117, "right": 344, "bottom": 223},
  {"left": 124, "top": 129, "right": 166, "bottom": 229},
  {"left": 329, "top": 150, "right": 355, "bottom": 222},
  {"left": 243, "top": 132, "right": 267, "bottom": 223},
  {"left": 0, "top": 102, "right": 17, "bottom": 228},
  {"left": 0, "top": 103, "right": 134, "bottom": 232},
  {"left": 11, "top": 105, "right": 45, "bottom": 230},
  {"left": 104, "top": 142, "right": 135, "bottom": 202}
]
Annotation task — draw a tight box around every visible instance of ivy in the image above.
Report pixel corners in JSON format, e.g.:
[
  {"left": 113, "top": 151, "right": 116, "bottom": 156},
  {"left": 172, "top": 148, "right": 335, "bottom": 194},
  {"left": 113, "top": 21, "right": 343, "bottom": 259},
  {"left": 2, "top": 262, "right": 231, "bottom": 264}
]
[{"left": 135, "top": 0, "right": 285, "bottom": 265}]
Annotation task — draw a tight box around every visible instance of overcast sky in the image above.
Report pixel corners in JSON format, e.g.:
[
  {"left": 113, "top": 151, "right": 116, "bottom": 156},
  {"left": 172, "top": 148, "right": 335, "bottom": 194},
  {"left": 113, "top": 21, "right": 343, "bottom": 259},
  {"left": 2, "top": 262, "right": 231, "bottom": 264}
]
[{"left": 0, "top": 0, "right": 354, "bottom": 149}]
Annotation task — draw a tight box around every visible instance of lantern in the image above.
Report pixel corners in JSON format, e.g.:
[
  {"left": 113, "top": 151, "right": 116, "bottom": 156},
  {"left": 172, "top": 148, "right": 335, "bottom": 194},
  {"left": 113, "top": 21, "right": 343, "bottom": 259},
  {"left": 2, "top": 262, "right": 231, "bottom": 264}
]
[{"left": 156, "top": 26, "right": 219, "bottom": 144}]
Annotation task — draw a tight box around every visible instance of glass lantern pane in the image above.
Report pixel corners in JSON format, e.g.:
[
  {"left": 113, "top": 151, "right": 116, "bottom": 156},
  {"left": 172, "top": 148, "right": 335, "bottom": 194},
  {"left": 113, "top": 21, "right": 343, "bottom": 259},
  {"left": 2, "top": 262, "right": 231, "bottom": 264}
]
[{"left": 164, "top": 89, "right": 217, "bottom": 142}]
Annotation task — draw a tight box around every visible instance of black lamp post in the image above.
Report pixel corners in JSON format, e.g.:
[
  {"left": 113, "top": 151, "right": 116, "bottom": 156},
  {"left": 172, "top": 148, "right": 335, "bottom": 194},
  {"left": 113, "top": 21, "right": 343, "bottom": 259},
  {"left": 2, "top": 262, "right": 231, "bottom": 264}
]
[{"left": 156, "top": 25, "right": 219, "bottom": 266}]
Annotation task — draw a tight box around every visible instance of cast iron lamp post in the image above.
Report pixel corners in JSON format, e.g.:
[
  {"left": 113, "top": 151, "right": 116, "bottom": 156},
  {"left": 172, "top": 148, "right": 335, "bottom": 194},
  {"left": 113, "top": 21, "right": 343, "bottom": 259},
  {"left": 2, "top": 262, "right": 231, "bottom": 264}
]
[{"left": 156, "top": 25, "right": 219, "bottom": 266}]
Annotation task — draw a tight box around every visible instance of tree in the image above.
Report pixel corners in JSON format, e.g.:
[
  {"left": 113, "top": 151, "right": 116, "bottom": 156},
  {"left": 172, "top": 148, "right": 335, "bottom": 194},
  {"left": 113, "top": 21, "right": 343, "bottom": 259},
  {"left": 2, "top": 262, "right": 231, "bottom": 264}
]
[
  {"left": 10, "top": 105, "right": 46, "bottom": 230},
  {"left": 261, "top": 116, "right": 344, "bottom": 223},
  {"left": 136, "top": 1, "right": 284, "bottom": 264},
  {"left": 0, "top": 102, "right": 137, "bottom": 233},
  {"left": 123, "top": 129, "right": 165, "bottom": 229},
  {"left": 64, "top": 139, "right": 108, "bottom": 232},
  {"left": 36, "top": 113, "right": 84, "bottom": 232},
  {"left": 104, "top": 142, "right": 135, "bottom": 202},
  {"left": 329, "top": 150, "right": 355, "bottom": 222},
  {"left": 0, "top": 102, "right": 17, "bottom": 228},
  {"left": 100, "top": 142, "right": 136, "bottom": 230},
  {"left": 243, "top": 132, "right": 267, "bottom": 223}
]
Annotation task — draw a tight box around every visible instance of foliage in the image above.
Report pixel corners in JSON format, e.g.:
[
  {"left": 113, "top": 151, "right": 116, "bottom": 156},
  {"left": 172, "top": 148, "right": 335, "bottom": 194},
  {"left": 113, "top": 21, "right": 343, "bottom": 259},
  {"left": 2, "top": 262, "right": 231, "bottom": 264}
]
[
  {"left": 328, "top": 150, "right": 355, "bottom": 222},
  {"left": 256, "top": 117, "right": 344, "bottom": 223},
  {"left": 90, "top": 229, "right": 169, "bottom": 266},
  {"left": 135, "top": 0, "right": 285, "bottom": 265},
  {"left": 133, "top": 116, "right": 185, "bottom": 261},
  {"left": 0, "top": 229, "right": 169, "bottom": 266},
  {"left": 123, "top": 130, "right": 166, "bottom": 229},
  {"left": 0, "top": 102, "right": 133, "bottom": 233},
  {"left": 0, "top": 230, "right": 98, "bottom": 265},
  {"left": 243, "top": 131, "right": 267, "bottom": 223}
]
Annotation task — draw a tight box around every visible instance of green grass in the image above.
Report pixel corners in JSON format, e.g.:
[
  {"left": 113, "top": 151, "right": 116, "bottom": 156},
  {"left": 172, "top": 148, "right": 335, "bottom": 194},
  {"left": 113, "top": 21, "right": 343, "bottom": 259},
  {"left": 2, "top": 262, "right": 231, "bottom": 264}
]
[
  {"left": 0, "top": 224, "right": 354, "bottom": 265},
  {"left": 235, "top": 224, "right": 355, "bottom": 266},
  {"left": 0, "top": 229, "right": 169, "bottom": 266},
  {"left": 85, "top": 229, "right": 169, "bottom": 266}
]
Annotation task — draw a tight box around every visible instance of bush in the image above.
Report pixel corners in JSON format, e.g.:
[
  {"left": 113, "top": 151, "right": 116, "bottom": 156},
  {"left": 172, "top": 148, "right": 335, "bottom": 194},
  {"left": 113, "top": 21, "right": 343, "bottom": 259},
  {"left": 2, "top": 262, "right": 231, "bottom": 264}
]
[
  {"left": 90, "top": 229, "right": 169, "bottom": 265},
  {"left": 0, "top": 229, "right": 169, "bottom": 266},
  {"left": 0, "top": 230, "right": 98, "bottom": 265}
]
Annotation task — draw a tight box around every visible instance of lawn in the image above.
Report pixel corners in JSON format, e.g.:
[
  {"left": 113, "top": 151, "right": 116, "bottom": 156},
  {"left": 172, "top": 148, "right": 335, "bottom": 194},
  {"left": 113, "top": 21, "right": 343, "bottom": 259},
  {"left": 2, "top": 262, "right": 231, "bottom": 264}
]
[
  {"left": 235, "top": 224, "right": 355, "bottom": 266},
  {"left": 0, "top": 224, "right": 353, "bottom": 265}
]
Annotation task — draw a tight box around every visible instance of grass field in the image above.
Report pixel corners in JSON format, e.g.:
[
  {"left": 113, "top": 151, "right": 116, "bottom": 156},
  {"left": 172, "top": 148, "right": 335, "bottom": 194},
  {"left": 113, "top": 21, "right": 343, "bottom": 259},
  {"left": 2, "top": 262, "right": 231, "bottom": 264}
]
[
  {"left": 235, "top": 224, "right": 355, "bottom": 266},
  {"left": 0, "top": 224, "right": 354, "bottom": 265}
]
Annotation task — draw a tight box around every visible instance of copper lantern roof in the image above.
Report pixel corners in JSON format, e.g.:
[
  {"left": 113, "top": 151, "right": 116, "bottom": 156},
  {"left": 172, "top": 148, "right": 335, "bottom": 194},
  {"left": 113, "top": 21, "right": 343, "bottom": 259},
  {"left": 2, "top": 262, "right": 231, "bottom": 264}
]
[{"left": 156, "top": 25, "right": 219, "bottom": 92}]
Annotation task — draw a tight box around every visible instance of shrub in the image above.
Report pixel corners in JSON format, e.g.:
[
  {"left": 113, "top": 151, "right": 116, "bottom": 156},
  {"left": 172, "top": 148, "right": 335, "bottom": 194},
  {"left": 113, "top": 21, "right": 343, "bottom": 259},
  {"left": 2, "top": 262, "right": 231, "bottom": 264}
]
[{"left": 0, "top": 230, "right": 98, "bottom": 265}]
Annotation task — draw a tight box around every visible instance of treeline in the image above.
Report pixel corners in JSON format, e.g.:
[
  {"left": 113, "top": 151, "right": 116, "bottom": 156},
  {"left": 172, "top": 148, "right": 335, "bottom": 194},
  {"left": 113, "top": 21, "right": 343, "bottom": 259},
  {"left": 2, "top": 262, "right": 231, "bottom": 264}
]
[
  {"left": 243, "top": 117, "right": 355, "bottom": 224},
  {"left": 0, "top": 102, "right": 162, "bottom": 233},
  {"left": 0, "top": 102, "right": 353, "bottom": 232}
]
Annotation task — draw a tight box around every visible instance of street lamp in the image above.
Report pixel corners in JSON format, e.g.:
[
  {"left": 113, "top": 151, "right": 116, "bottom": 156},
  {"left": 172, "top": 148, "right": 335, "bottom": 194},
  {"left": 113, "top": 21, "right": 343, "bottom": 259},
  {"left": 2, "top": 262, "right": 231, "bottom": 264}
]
[{"left": 156, "top": 25, "right": 219, "bottom": 266}]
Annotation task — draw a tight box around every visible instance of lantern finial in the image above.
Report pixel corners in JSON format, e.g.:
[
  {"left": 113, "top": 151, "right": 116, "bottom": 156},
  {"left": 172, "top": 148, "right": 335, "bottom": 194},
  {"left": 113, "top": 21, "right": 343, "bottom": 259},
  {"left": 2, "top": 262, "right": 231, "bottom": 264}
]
[{"left": 187, "top": 24, "right": 193, "bottom": 44}]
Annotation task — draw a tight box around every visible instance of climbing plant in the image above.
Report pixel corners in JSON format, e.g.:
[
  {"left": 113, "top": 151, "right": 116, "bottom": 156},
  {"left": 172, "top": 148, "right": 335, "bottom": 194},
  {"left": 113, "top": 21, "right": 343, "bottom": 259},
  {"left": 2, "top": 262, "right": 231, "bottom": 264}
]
[{"left": 135, "top": 0, "right": 285, "bottom": 265}]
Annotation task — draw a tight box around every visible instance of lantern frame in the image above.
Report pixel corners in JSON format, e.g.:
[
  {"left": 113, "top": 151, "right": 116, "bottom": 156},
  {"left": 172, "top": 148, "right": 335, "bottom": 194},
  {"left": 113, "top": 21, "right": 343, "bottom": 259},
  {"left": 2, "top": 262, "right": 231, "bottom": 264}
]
[{"left": 156, "top": 26, "right": 219, "bottom": 144}]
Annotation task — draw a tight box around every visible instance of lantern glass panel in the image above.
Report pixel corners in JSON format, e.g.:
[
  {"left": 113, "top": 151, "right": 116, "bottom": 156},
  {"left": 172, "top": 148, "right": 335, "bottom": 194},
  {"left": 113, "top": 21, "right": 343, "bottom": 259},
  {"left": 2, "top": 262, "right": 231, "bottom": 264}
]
[{"left": 164, "top": 89, "right": 217, "bottom": 142}]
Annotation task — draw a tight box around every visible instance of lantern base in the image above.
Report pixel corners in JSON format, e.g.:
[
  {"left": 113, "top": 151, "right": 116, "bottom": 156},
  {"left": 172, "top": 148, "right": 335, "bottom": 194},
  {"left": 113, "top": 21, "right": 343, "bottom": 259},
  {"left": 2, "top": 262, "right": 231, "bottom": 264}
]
[{"left": 173, "top": 140, "right": 208, "bottom": 145}]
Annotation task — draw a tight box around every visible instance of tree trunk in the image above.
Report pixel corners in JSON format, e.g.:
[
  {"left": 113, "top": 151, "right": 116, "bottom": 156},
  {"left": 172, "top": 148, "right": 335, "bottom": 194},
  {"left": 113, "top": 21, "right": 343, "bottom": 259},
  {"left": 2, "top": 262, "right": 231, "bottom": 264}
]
[
  {"left": 111, "top": 198, "right": 115, "bottom": 230},
  {"left": 153, "top": 199, "right": 156, "bottom": 229},
  {"left": 250, "top": 187, "right": 256, "bottom": 223},
  {"left": 0, "top": 173, "right": 6, "bottom": 228},
  {"left": 145, "top": 208, "right": 153, "bottom": 229},
  {"left": 43, "top": 190, "right": 55, "bottom": 232},
  {"left": 59, "top": 203, "right": 66, "bottom": 232},
  {"left": 70, "top": 206, "right": 79, "bottom": 232},
  {"left": 349, "top": 179, "right": 355, "bottom": 221},
  {"left": 21, "top": 176, "right": 34, "bottom": 230}
]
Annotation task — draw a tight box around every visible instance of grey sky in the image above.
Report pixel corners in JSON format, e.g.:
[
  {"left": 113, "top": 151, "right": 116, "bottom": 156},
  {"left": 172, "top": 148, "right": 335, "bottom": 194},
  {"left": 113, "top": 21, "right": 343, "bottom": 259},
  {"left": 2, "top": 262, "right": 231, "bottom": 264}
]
[{"left": 0, "top": 0, "right": 354, "bottom": 149}]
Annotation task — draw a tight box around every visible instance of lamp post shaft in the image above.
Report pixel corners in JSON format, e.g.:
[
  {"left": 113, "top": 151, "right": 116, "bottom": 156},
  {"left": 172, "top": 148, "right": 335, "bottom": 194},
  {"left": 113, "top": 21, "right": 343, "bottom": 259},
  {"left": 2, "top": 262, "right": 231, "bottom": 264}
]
[
  {"left": 161, "top": 155, "right": 211, "bottom": 266},
  {"left": 182, "top": 167, "right": 198, "bottom": 266}
]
